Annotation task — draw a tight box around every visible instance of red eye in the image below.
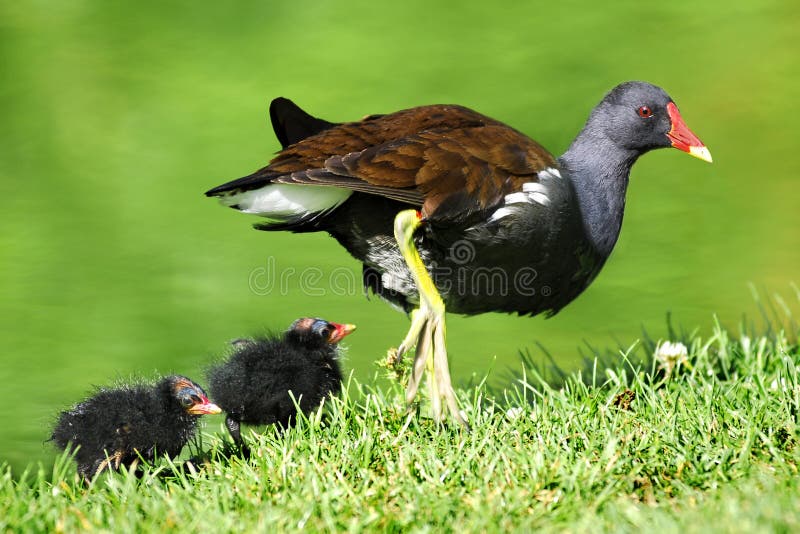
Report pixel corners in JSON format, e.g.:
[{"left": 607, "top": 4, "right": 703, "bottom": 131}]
[{"left": 637, "top": 105, "right": 653, "bottom": 118}]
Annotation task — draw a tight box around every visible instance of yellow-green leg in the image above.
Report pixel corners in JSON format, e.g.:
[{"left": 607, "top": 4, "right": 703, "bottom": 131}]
[{"left": 392, "top": 209, "right": 468, "bottom": 427}]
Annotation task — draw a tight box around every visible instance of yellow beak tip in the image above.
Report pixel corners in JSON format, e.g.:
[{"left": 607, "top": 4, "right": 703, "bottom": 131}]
[{"left": 689, "top": 145, "right": 713, "bottom": 163}]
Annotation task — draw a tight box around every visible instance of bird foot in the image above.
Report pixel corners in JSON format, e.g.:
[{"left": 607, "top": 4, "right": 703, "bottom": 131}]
[
  {"left": 394, "top": 305, "right": 469, "bottom": 429},
  {"left": 392, "top": 209, "right": 469, "bottom": 429},
  {"left": 93, "top": 449, "right": 124, "bottom": 479}
]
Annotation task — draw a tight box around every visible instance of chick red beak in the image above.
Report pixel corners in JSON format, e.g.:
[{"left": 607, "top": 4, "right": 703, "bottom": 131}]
[
  {"left": 327, "top": 322, "right": 356, "bottom": 344},
  {"left": 188, "top": 396, "right": 222, "bottom": 415},
  {"left": 666, "top": 102, "right": 712, "bottom": 163}
]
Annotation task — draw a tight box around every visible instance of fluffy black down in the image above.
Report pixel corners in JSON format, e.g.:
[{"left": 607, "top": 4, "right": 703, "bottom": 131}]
[
  {"left": 51, "top": 377, "right": 200, "bottom": 479},
  {"left": 207, "top": 331, "right": 343, "bottom": 428}
]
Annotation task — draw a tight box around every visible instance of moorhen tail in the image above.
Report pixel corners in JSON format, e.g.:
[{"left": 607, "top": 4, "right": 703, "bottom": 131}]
[
  {"left": 206, "top": 318, "right": 354, "bottom": 451},
  {"left": 206, "top": 81, "right": 712, "bottom": 426},
  {"left": 51, "top": 376, "right": 220, "bottom": 481}
]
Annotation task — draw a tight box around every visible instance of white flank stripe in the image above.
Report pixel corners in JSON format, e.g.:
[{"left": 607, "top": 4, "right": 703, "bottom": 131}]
[
  {"left": 528, "top": 192, "right": 550, "bottom": 206},
  {"left": 539, "top": 167, "right": 562, "bottom": 181},
  {"left": 219, "top": 184, "right": 352, "bottom": 218},
  {"left": 503, "top": 192, "right": 529, "bottom": 205},
  {"left": 491, "top": 179, "right": 554, "bottom": 223},
  {"left": 522, "top": 182, "right": 551, "bottom": 205},
  {"left": 489, "top": 206, "right": 517, "bottom": 222},
  {"left": 522, "top": 182, "right": 548, "bottom": 194}
]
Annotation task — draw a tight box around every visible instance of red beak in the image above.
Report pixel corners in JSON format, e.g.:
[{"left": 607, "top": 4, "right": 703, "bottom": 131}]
[
  {"left": 666, "top": 102, "right": 712, "bottom": 162},
  {"left": 327, "top": 322, "right": 356, "bottom": 344}
]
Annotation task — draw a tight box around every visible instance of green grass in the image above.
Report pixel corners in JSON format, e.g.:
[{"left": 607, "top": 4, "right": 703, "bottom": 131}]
[
  {"left": 1, "top": 0, "right": 799, "bottom": 473},
  {"left": 1, "top": 1, "right": 799, "bottom": 523},
  {"left": 3, "top": 321, "right": 798, "bottom": 533}
]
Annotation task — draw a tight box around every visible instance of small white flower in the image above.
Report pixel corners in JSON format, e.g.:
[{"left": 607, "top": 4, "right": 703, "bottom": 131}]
[
  {"left": 770, "top": 377, "right": 787, "bottom": 391},
  {"left": 655, "top": 341, "right": 689, "bottom": 376},
  {"left": 740, "top": 336, "right": 752, "bottom": 356},
  {"left": 506, "top": 407, "right": 524, "bottom": 420}
]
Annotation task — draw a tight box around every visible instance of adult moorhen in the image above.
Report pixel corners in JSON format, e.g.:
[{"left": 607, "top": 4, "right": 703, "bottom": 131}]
[
  {"left": 205, "top": 81, "right": 712, "bottom": 426},
  {"left": 51, "top": 376, "right": 221, "bottom": 480},
  {"left": 206, "top": 318, "right": 354, "bottom": 451}
]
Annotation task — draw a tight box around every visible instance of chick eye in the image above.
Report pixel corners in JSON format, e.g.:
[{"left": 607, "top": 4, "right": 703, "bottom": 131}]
[
  {"left": 319, "top": 327, "right": 331, "bottom": 338},
  {"left": 637, "top": 105, "right": 653, "bottom": 118},
  {"left": 180, "top": 396, "right": 193, "bottom": 407}
]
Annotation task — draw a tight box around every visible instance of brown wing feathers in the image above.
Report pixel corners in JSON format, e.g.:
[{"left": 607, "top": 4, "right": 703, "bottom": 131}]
[
  {"left": 207, "top": 102, "right": 557, "bottom": 218},
  {"left": 311, "top": 125, "right": 556, "bottom": 216}
]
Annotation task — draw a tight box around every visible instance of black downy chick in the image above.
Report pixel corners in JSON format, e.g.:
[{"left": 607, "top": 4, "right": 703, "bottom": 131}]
[
  {"left": 51, "top": 376, "right": 221, "bottom": 480},
  {"left": 207, "top": 318, "right": 354, "bottom": 447}
]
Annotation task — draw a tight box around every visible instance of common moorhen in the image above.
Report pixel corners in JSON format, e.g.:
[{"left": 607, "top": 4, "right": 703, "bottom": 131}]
[
  {"left": 51, "top": 376, "right": 221, "bottom": 480},
  {"left": 206, "top": 81, "right": 711, "bottom": 426},
  {"left": 206, "top": 318, "right": 354, "bottom": 449}
]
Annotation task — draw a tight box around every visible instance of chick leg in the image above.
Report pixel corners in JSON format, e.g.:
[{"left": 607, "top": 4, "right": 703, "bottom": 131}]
[
  {"left": 94, "top": 449, "right": 124, "bottom": 479},
  {"left": 226, "top": 415, "right": 251, "bottom": 458},
  {"left": 225, "top": 415, "right": 243, "bottom": 444},
  {"left": 393, "top": 209, "right": 468, "bottom": 427}
]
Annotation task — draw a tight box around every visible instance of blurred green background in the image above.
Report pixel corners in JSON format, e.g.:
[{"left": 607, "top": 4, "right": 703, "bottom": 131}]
[{"left": 1, "top": 0, "right": 797, "bottom": 474}]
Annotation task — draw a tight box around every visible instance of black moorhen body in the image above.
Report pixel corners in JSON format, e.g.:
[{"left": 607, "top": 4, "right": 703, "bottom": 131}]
[
  {"left": 207, "top": 318, "right": 354, "bottom": 448},
  {"left": 205, "top": 81, "right": 711, "bottom": 425},
  {"left": 51, "top": 376, "right": 221, "bottom": 480}
]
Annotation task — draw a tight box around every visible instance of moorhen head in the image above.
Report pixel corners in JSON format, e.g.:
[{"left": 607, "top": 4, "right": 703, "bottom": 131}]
[
  {"left": 205, "top": 81, "right": 711, "bottom": 426},
  {"left": 51, "top": 376, "right": 220, "bottom": 481},
  {"left": 207, "top": 318, "right": 354, "bottom": 449}
]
